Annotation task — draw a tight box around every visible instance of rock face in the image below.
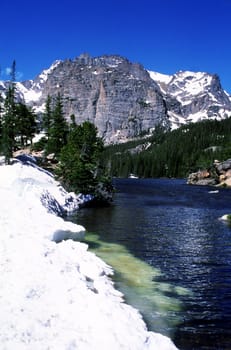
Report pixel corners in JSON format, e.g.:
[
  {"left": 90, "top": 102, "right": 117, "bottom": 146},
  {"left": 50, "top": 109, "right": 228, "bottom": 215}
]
[
  {"left": 187, "top": 159, "right": 231, "bottom": 187},
  {"left": 215, "top": 159, "right": 231, "bottom": 186},
  {"left": 1, "top": 53, "right": 231, "bottom": 144},
  {"left": 19, "top": 54, "right": 169, "bottom": 144},
  {"left": 187, "top": 169, "right": 218, "bottom": 186}
]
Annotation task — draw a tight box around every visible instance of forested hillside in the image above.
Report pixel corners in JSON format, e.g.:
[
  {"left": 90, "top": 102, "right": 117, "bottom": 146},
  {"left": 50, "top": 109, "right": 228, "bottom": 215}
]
[
  {"left": 102, "top": 118, "right": 231, "bottom": 178},
  {"left": 1, "top": 60, "right": 231, "bottom": 183}
]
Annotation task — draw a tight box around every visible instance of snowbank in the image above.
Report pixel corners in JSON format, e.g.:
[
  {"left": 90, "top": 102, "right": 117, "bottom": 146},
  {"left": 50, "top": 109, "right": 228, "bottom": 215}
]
[{"left": 0, "top": 157, "right": 178, "bottom": 350}]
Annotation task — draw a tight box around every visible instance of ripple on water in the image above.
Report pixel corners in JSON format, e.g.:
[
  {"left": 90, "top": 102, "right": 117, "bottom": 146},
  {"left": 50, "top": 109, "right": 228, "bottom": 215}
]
[
  {"left": 73, "top": 178, "right": 231, "bottom": 349},
  {"left": 84, "top": 232, "right": 191, "bottom": 338}
]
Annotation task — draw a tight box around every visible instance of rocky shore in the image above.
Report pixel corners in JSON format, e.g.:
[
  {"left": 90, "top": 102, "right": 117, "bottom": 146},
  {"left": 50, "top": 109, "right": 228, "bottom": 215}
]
[{"left": 187, "top": 159, "right": 231, "bottom": 187}]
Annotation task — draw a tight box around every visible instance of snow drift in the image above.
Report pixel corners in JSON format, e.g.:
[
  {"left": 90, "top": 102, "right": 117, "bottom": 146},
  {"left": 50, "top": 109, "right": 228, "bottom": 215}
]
[{"left": 0, "top": 156, "right": 178, "bottom": 349}]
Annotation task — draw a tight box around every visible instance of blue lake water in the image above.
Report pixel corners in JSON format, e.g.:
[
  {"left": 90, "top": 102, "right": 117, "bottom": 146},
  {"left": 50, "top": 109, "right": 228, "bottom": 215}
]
[{"left": 73, "top": 178, "right": 231, "bottom": 350}]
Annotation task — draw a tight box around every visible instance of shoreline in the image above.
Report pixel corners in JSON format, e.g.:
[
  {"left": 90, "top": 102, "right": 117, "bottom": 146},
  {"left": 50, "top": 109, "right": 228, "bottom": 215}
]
[{"left": 0, "top": 156, "right": 178, "bottom": 349}]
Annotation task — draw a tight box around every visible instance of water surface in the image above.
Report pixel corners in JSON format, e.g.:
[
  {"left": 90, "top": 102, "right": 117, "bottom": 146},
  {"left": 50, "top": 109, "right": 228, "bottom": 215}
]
[{"left": 73, "top": 178, "right": 231, "bottom": 349}]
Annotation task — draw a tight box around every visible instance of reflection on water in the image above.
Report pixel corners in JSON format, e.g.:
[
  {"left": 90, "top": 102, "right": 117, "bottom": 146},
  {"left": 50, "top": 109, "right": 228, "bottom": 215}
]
[{"left": 85, "top": 232, "right": 190, "bottom": 338}]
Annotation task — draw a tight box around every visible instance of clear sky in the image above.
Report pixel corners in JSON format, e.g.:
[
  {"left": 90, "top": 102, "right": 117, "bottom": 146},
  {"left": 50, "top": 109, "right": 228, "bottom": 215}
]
[{"left": 1, "top": 0, "right": 231, "bottom": 92}]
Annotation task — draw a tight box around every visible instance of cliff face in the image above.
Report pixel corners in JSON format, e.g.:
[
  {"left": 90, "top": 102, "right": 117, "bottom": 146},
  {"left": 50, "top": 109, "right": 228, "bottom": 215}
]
[
  {"left": 22, "top": 54, "right": 168, "bottom": 144},
  {"left": 1, "top": 54, "right": 231, "bottom": 144}
]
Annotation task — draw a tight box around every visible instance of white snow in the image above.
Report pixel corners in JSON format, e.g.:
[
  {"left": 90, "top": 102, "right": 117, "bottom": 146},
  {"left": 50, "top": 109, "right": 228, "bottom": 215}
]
[
  {"left": 0, "top": 157, "right": 178, "bottom": 350},
  {"left": 149, "top": 70, "right": 213, "bottom": 99},
  {"left": 14, "top": 60, "right": 61, "bottom": 107},
  {"left": 186, "top": 108, "right": 227, "bottom": 123},
  {"left": 148, "top": 71, "right": 172, "bottom": 85},
  {"left": 0, "top": 80, "right": 6, "bottom": 88},
  {"left": 167, "top": 111, "right": 187, "bottom": 129},
  {"left": 16, "top": 82, "right": 42, "bottom": 104},
  {"left": 175, "top": 71, "right": 212, "bottom": 97},
  {"left": 38, "top": 60, "right": 61, "bottom": 83},
  {"left": 185, "top": 110, "right": 209, "bottom": 123},
  {"left": 32, "top": 102, "right": 46, "bottom": 114},
  {"left": 149, "top": 69, "right": 231, "bottom": 125}
]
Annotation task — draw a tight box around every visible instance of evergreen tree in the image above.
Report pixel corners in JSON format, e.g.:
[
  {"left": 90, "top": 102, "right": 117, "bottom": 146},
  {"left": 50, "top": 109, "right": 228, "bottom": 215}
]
[
  {"left": 43, "top": 95, "right": 52, "bottom": 138},
  {"left": 1, "top": 60, "right": 17, "bottom": 163},
  {"left": 69, "top": 114, "right": 77, "bottom": 132},
  {"left": 101, "top": 117, "right": 231, "bottom": 178},
  {"left": 11, "top": 60, "right": 16, "bottom": 83},
  {"left": 0, "top": 93, "right": 3, "bottom": 147},
  {"left": 15, "top": 103, "right": 37, "bottom": 147},
  {"left": 46, "top": 93, "right": 68, "bottom": 156},
  {"left": 56, "top": 121, "right": 112, "bottom": 201},
  {"left": 2, "top": 88, "right": 16, "bottom": 163}
]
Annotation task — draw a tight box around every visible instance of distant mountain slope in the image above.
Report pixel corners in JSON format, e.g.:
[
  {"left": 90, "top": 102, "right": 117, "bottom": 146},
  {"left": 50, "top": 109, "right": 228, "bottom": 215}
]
[
  {"left": 1, "top": 53, "right": 231, "bottom": 144},
  {"left": 149, "top": 70, "right": 231, "bottom": 128}
]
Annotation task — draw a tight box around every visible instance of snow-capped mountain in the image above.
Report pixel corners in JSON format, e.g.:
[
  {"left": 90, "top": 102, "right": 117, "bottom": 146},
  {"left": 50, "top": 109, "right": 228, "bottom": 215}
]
[
  {"left": 16, "top": 60, "right": 62, "bottom": 112},
  {"left": 16, "top": 54, "right": 168, "bottom": 144},
  {"left": 149, "top": 70, "right": 231, "bottom": 129},
  {"left": 1, "top": 54, "right": 231, "bottom": 143}
]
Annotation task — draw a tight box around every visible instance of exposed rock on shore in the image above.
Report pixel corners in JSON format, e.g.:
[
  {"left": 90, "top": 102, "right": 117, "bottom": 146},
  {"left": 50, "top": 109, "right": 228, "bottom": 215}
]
[{"left": 187, "top": 159, "right": 231, "bottom": 187}]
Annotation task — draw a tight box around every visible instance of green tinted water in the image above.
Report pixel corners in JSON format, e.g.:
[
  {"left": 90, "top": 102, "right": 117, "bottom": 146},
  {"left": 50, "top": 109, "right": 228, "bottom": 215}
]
[
  {"left": 75, "top": 178, "right": 231, "bottom": 349},
  {"left": 85, "top": 232, "right": 191, "bottom": 337}
]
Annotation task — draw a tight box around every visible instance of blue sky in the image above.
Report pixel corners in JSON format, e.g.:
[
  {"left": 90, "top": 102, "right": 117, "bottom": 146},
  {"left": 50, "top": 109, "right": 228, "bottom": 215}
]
[{"left": 1, "top": 0, "right": 231, "bottom": 92}]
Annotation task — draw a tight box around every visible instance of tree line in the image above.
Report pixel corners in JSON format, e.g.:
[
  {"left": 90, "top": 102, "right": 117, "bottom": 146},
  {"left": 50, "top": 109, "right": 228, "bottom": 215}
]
[
  {"left": 1, "top": 61, "right": 231, "bottom": 189},
  {"left": 102, "top": 118, "right": 231, "bottom": 178}
]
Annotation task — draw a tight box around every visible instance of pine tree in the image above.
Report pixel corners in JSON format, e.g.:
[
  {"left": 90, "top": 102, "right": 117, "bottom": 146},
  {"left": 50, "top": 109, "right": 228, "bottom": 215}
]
[
  {"left": 2, "top": 88, "right": 16, "bottom": 163},
  {"left": 43, "top": 95, "right": 52, "bottom": 138},
  {"left": 46, "top": 93, "right": 68, "bottom": 157},
  {"left": 56, "top": 121, "right": 110, "bottom": 198},
  {"left": 0, "top": 93, "right": 3, "bottom": 147},
  {"left": 15, "top": 103, "right": 37, "bottom": 147},
  {"left": 1, "top": 60, "right": 17, "bottom": 163}
]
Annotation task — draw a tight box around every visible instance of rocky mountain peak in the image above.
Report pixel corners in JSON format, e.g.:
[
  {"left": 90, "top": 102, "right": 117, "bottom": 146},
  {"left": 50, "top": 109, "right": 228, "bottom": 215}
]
[
  {"left": 20, "top": 54, "right": 168, "bottom": 144},
  {"left": 149, "top": 69, "right": 231, "bottom": 128},
  {"left": 1, "top": 54, "right": 231, "bottom": 144}
]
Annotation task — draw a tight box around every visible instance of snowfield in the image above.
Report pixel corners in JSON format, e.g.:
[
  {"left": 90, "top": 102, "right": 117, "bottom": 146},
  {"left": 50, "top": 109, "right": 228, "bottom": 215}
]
[{"left": 0, "top": 156, "right": 178, "bottom": 350}]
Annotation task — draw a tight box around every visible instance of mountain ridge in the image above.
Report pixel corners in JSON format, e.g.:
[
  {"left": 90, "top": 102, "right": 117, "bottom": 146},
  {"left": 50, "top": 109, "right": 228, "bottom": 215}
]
[
  {"left": 149, "top": 69, "right": 231, "bottom": 129},
  {"left": 1, "top": 54, "right": 231, "bottom": 144}
]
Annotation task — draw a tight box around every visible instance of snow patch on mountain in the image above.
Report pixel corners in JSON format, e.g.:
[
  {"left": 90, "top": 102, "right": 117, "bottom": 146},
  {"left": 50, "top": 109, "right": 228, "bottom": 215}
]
[
  {"left": 17, "top": 81, "right": 42, "bottom": 103},
  {"left": 149, "top": 69, "right": 231, "bottom": 127},
  {"left": 167, "top": 111, "right": 186, "bottom": 129},
  {"left": 148, "top": 71, "right": 172, "bottom": 85},
  {"left": 166, "top": 71, "right": 222, "bottom": 108},
  {"left": 1, "top": 54, "right": 231, "bottom": 137},
  {"left": 150, "top": 70, "right": 214, "bottom": 100},
  {"left": 38, "top": 60, "right": 61, "bottom": 83},
  {"left": 14, "top": 60, "right": 62, "bottom": 110},
  {"left": 148, "top": 71, "right": 172, "bottom": 94}
]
